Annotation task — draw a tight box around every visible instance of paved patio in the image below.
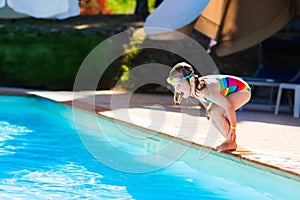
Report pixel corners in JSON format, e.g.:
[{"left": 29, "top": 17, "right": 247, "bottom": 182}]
[{"left": 1, "top": 88, "right": 300, "bottom": 181}]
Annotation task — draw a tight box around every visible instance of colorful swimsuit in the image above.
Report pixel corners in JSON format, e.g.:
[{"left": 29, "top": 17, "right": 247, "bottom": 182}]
[
  {"left": 195, "top": 76, "right": 251, "bottom": 103},
  {"left": 217, "top": 77, "right": 251, "bottom": 96}
]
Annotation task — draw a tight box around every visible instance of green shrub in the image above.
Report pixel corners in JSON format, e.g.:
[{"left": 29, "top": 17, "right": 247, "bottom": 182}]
[
  {"left": 106, "top": 0, "right": 156, "bottom": 14},
  {"left": 0, "top": 29, "right": 124, "bottom": 90}
]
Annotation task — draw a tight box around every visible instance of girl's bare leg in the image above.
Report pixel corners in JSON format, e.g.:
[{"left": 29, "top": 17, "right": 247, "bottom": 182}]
[
  {"left": 227, "top": 90, "right": 251, "bottom": 111},
  {"left": 210, "top": 105, "right": 228, "bottom": 137},
  {"left": 210, "top": 90, "right": 251, "bottom": 152},
  {"left": 210, "top": 105, "right": 237, "bottom": 151}
]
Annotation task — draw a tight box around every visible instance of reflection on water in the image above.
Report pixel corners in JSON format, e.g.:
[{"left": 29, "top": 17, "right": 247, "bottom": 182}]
[
  {"left": 0, "top": 162, "right": 133, "bottom": 199},
  {"left": 0, "top": 121, "right": 32, "bottom": 156}
]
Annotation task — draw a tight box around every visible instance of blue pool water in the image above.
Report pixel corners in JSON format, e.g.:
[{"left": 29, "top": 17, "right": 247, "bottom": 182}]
[{"left": 0, "top": 95, "right": 299, "bottom": 199}]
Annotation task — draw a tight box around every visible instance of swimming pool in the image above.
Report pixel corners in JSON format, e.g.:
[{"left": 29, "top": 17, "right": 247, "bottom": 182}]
[{"left": 0, "top": 95, "right": 299, "bottom": 199}]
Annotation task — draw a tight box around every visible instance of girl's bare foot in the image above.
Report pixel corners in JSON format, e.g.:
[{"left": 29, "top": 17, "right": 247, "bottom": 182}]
[{"left": 216, "top": 141, "right": 237, "bottom": 152}]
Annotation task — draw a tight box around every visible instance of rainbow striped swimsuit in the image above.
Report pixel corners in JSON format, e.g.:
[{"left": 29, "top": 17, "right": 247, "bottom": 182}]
[
  {"left": 196, "top": 76, "right": 251, "bottom": 103},
  {"left": 217, "top": 77, "right": 251, "bottom": 96}
]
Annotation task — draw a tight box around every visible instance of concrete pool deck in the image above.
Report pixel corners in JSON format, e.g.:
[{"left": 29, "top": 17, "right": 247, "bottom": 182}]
[{"left": 1, "top": 87, "right": 300, "bottom": 181}]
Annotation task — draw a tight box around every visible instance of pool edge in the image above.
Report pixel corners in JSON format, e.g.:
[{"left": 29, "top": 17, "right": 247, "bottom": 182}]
[{"left": 67, "top": 99, "right": 300, "bottom": 183}]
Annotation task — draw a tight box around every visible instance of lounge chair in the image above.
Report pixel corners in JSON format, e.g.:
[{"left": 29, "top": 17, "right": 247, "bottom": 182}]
[
  {"left": 241, "top": 37, "right": 300, "bottom": 108},
  {"left": 275, "top": 70, "right": 300, "bottom": 118}
]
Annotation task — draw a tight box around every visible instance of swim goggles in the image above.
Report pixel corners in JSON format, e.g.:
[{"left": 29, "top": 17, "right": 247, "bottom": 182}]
[{"left": 167, "top": 72, "right": 194, "bottom": 85}]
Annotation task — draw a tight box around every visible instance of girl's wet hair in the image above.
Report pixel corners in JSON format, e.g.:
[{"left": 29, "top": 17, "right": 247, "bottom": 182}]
[
  {"left": 169, "top": 62, "right": 197, "bottom": 79},
  {"left": 168, "top": 62, "right": 200, "bottom": 105}
]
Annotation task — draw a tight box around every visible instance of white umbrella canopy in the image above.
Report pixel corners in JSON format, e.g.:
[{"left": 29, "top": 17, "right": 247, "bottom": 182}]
[
  {"left": 55, "top": 0, "right": 80, "bottom": 20},
  {"left": 0, "top": 0, "right": 5, "bottom": 7},
  {"left": 144, "top": 0, "right": 300, "bottom": 56},
  {"left": 144, "top": 0, "right": 210, "bottom": 36},
  {"left": 0, "top": 3, "right": 28, "bottom": 18},
  {"left": 7, "top": 0, "right": 69, "bottom": 18},
  {"left": 0, "top": 0, "right": 79, "bottom": 19}
]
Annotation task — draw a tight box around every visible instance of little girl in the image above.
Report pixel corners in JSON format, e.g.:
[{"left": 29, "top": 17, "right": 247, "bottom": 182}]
[{"left": 167, "top": 62, "right": 251, "bottom": 152}]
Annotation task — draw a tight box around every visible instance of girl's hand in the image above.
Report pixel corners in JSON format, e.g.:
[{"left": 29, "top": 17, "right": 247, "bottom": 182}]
[
  {"left": 206, "top": 110, "right": 210, "bottom": 120},
  {"left": 205, "top": 103, "right": 212, "bottom": 120}
]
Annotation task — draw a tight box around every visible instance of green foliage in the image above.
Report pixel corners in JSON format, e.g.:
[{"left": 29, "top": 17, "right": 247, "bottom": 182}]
[
  {"left": 120, "top": 64, "right": 130, "bottom": 81},
  {"left": 106, "top": 0, "right": 156, "bottom": 14},
  {"left": 106, "top": 0, "right": 136, "bottom": 14},
  {"left": 116, "top": 64, "right": 132, "bottom": 89},
  {"left": 0, "top": 29, "right": 114, "bottom": 90}
]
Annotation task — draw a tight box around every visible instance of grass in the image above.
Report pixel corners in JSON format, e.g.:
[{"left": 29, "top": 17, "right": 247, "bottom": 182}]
[{"left": 0, "top": 29, "right": 111, "bottom": 90}]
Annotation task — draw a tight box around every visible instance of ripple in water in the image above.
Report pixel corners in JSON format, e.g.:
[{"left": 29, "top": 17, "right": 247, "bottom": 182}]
[
  {"left": 0, "top": 121, "right": 33, "bottom": 156},
  {"left": 0, "top": 162, "right": 134, "bottom": 199}
]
